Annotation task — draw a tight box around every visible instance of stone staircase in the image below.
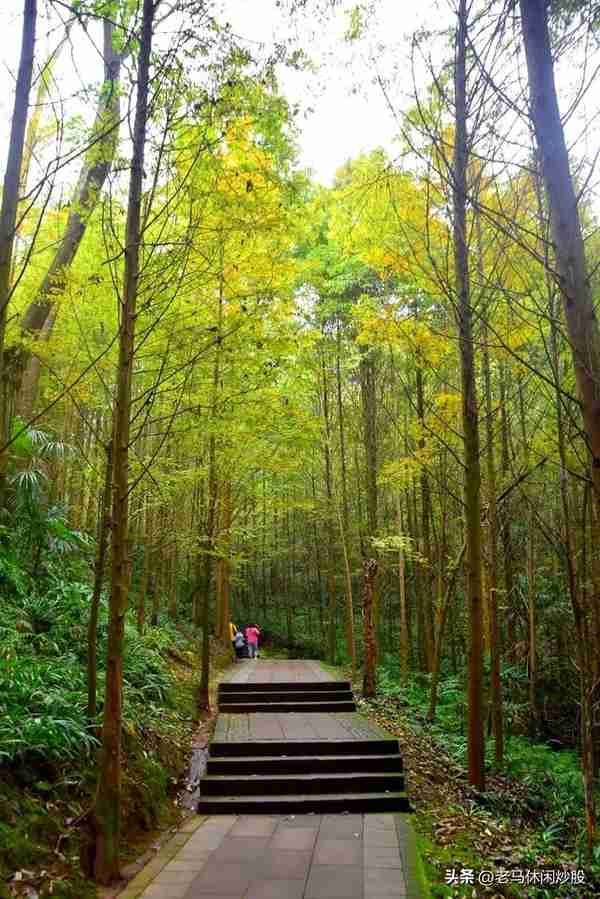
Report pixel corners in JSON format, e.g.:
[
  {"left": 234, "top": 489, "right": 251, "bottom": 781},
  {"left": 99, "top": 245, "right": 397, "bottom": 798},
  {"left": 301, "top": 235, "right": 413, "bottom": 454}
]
[
  {"left": 216, "top": 679, "right": 356, "bottom": 713},
  {"left": 197, "top": 679, "right": 411, "bottom": 814},
  {"left": 197, "top": 736, "right": 409, "bottom": 814}
]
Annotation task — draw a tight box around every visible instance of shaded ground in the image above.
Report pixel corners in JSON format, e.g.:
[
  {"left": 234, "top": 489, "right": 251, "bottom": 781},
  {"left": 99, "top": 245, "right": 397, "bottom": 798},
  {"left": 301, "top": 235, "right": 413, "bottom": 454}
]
[{"left": 357, "top": 693, "right": 596, "bottom": 898}]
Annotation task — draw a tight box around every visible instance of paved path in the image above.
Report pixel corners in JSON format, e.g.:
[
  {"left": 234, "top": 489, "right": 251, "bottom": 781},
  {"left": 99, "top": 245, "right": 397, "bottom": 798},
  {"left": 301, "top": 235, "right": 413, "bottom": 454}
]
[
  {"left": 120, "top": 661, "right": 424, "bottom": 899},
  {"left": 223, "top": 660, "right": 340, "bottom": 684}
]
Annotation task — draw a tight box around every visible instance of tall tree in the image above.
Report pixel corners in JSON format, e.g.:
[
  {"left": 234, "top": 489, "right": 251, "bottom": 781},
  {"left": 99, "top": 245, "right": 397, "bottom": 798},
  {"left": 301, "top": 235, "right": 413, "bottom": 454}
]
[
  {"left": 453, "top": 0, "right": 485, "bottom": 791},
  {"left": 93, "top": 0, "right": 154, "bottom": 881},
  {"left": 519, "top": 0, "right": 600, "bottom": 516},
  {"left": 0, "top": 0, "right": 37, "bottom": 492}
]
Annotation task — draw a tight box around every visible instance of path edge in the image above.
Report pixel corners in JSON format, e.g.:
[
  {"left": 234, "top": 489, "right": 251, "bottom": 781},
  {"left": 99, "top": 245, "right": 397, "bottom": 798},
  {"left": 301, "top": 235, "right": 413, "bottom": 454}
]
[
  {"left": 115, "top": 815, "right": 209, "bottom": 898},
  {"left": 394, "top": 813, "right": 431, "bottom": 899}
]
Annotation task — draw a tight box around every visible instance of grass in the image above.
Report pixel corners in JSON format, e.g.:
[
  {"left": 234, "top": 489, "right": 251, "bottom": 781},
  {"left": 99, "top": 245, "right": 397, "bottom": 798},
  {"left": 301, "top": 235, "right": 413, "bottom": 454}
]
[
  {"left": 366, "top": 656, "right": 600, "bottom": 897},
  {"left": 0, "top": 573, "right": 212, "bottom": 898}
]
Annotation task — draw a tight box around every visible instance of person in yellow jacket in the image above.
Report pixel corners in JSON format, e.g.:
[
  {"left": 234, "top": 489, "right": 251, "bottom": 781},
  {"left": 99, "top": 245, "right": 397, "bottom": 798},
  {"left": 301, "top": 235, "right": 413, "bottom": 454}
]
[{"left": 229, "top": 621, "right": 238, "bottom": 655}]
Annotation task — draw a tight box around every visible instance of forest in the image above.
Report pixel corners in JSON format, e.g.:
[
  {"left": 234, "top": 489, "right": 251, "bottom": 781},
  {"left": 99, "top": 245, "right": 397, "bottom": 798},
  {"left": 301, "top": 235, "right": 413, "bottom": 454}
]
[{"left": 2, "top": 0, "right": 600, "bottom": 896}]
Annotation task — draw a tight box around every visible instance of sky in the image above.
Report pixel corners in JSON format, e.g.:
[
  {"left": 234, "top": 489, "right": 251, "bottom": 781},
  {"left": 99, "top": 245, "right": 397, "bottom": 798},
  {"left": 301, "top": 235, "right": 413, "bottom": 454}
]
[
  {"left": 0, "top": 0, "right": 443, "bottom": 187},
  {"left": 1, "top": 0, "right": 598, "bottom": 205}
]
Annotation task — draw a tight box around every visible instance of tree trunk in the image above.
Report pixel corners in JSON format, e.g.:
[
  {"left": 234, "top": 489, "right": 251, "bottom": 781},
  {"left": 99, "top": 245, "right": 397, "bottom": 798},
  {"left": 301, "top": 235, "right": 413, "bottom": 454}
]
[
  {"left": 416, "top": 364, "right": 434, "bottom": 670},
  {"left": 427, "top": 543, "right": 466, "bottom": 722},
  {"left": 362, "top": 558, "right": 378, "bottom": 698},
  {"left": 93, "top": 1, "right": 153, "bottom": 881},
  {"left": 499, "top": 364, "right": 516, "bottom": 661},
  {"left": 396, "top": 495, "right": 409, "bottom": 681},
  {"left": 481, "top": 309, "right": 503, "bottom": 763},
  {"left": 137, "top": 500, "right": 152, "bottom": 634},
  {"left": 321, "top": 348, "right": 337, "bottom": 664},
  {"left": 520, "top": 0, "right": 600, "bottom": 517},
  {"left": 336, "top": 324, "right": 355, "bottom": 673},
  {"left": 198, "top": 251, "right": 225, "bottom": 713},
  {"left": 216, "top": 480, "right": 232, "bottom": 644},
  {"left": 87, "top": 438, "right": 113, "bottom": 725},
  {"left": 454, "top": 0, "right": 485, "bottom": 791},
  {"left": 359, "top": 344, "right": 379, "bottom": 665},
  {"left": 0, "top": 0, "right": 37, "bottom": 494}
]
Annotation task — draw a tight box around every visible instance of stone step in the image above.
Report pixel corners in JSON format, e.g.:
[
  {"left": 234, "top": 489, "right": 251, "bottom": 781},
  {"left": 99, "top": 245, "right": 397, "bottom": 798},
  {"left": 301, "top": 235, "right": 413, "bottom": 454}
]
[
  {"left": 219, "top": 680, "right": 351, "bottom": 692},
  {"left": 200, "top": 771, "right": 405, "bottom": 796},
  {"left": 218, "top": 690, "right": 354, "bottom": 704},
  {"left": 218, "top": 700, "right": 357, "bottom": 713},
  {"left": 197, "top": 791, "right": 411, "bottom": 815},
  {"left": 209, "top": 738, "right": 400, "bottom": 757},
  {"left": 206, "top": 752, "right": 404, "bottom": 776}
]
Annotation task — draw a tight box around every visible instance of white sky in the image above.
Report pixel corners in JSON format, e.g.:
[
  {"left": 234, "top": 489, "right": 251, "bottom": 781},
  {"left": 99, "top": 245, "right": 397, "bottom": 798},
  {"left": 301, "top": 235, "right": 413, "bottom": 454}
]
[
  {"left": 0, "top": 0, "right": 444, "bottom": 187},
  {"left": 1, "top": 0, "right": 598, "bottom": 205}
]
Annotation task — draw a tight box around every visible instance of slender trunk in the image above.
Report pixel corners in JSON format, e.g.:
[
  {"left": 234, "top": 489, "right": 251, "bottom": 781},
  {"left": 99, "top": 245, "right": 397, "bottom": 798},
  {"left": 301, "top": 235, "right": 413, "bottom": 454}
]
[
  {"left": 216, "top": 480, "right": 232, "bottom": 644},
  {"left": 359, "top": 344, "right": 379, "bottom": 667},
  {"left": 168, "top": 532, "right": 178, "bottom": 620},
  {"left": 137, "top": 500, "right": 152, "bottom": 634},
  {"left": 321, "top": 348, "right": 337, "bottom": 664},
  {"left": 499, "top": 365, "right": 515, "bottom": 661},
  {"left": 359, "top": 345, "right": 378, "bottom": 539},
  {"left": 0, "top": 0, "right": 37, "bottom": 495},
  {"left": 87, "top": 439, "right": 113, "bottom": 724},
  {"left": 93, "top": 2, "right": 153, "bottom": 881},
  {"left": 396, "top": 495, "right": 409, "bottom": 681},
  {"left": 454, "top": 0, "right": 485, "bottom": 790},
  {"left": 336, "top": 501, "right": 356, "bottom": 675},
  {"left": 198, "top": 428, "right": 217, "bottom": 714},
  {"left": 362, "top": 558, "right": 377, "bottom": 698},
  {"left": 428, "top": 543, "right": 466, "bottom": 721},
  {"left": 481, "top": 301, "right": 503, "bottom": 763},
  {"left": 336, "top": 324, "right": 355, "bottom": 672},
  {"left": 416, "top": 364, "right": 434, "bottom": 670},
  {"left": 198, "top": 250, "right": 225, "bottom": 713}
]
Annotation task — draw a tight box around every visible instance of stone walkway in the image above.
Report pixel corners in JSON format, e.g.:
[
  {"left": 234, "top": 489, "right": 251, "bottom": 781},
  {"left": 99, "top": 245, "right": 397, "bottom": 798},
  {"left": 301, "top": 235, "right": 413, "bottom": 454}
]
[
  {"left": 119, "top": 661, "right": 425, "bottom": 898},
  {"left": 121, "top": 811, "right": 423, "bottom": 898}
]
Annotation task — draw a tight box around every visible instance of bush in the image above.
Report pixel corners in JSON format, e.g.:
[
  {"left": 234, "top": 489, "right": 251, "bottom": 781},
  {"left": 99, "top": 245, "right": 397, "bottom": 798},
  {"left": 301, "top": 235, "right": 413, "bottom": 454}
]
[{"left": 0, "top": 655, "right": 96, "bottom": 763}]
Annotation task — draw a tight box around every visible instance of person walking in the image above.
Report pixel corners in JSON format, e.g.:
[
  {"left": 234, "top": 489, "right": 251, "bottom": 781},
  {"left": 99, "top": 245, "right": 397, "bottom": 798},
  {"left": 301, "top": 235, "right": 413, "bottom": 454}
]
[
  {"left": 245, "top": 623, "right": 261, "bottom": 660},
  {"left": 233, "top": 629, "right": 245, "bottom": 661},
  {"left": 229, "top": 621, "right": 238, "bottom": 656}
]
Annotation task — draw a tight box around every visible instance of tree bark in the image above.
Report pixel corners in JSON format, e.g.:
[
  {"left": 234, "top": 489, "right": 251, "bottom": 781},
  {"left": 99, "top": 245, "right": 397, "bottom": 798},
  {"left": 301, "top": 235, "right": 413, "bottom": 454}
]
[
  {"left": 0, "top": 0, "right": 37, "bottom": 494},
  {"left": 335, "top": 323, "right": 356, "bottom": 673},
  {"left": 216, "top": 480, "right": 232, "bottom": 644},
  {"left": 427, "top": 543, "right": 466, "bottom": 722},
  {"left": 454, "top": 0, "right": 485, "bottom": 791},
  {"left": 396, "top": 495, "right": 409, "bottom": 681},
  {"left": 321, "top": 348, "right": 337, "bottom": 664},
  {"left": 198, "top": 248, "right": 225, "bottom": 713},
  {"left": 416, "top": 364, "right": 434, "bottom": 670},
  {"left": 87, "top": 439, "right": 113, "bottom": 725},
  {"left": 93, "top": 0, "right": 153, "bottom": 881},
  {"left": 362, "top": 558, "right": 377, "bottom": 698},
  {"left": 520, "top": 0, "right": 600, "bottom": 518}
]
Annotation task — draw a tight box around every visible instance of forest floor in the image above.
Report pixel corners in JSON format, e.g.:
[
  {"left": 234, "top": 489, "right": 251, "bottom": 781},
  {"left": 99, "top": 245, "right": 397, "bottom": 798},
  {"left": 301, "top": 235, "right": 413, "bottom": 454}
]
[{"left": 355, "top": 689, "right": 596, "bottom": 899}]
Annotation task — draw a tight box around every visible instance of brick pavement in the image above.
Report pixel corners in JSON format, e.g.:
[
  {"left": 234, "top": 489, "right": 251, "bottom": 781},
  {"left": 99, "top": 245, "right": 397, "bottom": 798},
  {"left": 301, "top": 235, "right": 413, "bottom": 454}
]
[{"left": 121, "top": 812, "right": 415, "bottom": 899}]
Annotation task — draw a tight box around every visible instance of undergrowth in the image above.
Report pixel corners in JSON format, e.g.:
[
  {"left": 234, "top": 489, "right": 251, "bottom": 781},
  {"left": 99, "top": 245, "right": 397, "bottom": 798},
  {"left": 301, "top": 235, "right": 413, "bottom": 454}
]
[
  {"left": 0, "top": 575, "right": 201, "bottom": 899},
  {"left": 372, "top": 655, "right": 600, "bottom": 896}
]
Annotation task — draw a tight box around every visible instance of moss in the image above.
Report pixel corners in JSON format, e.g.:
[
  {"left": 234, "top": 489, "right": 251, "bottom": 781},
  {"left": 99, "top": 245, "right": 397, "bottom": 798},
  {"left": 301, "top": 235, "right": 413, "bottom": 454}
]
[{"left": 124, "top": 754, "right": 170, "bottom": 831}]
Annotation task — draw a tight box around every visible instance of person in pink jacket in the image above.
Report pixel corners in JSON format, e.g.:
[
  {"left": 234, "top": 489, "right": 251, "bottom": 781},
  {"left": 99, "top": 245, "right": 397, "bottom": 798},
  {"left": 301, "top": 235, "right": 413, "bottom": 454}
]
[{"left": 245, "top": 624, "right": 261, "bottom": 659}]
